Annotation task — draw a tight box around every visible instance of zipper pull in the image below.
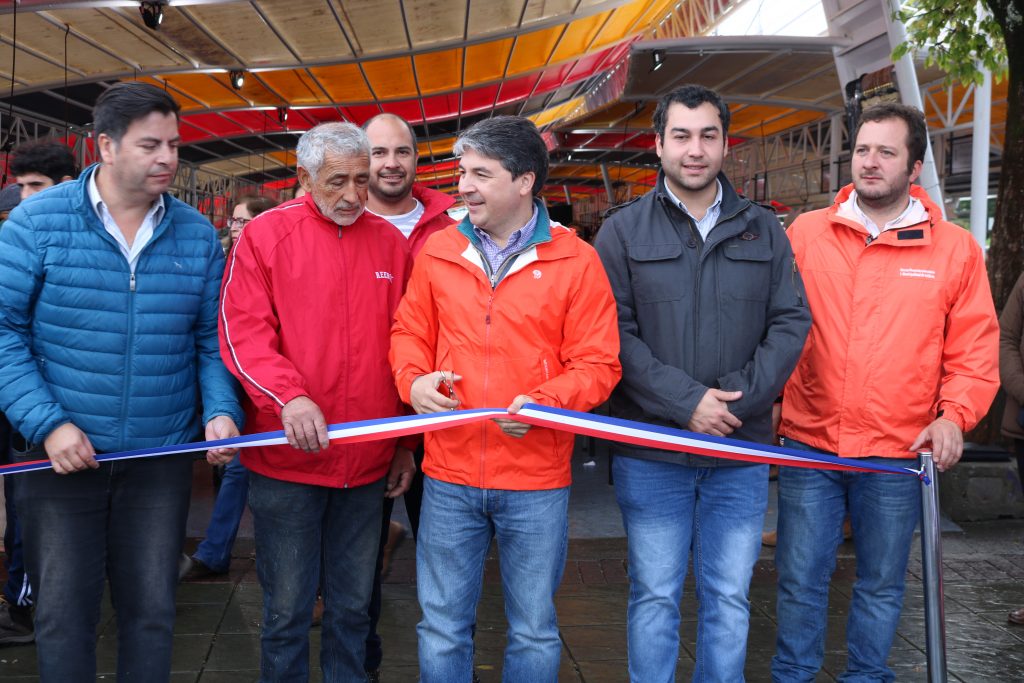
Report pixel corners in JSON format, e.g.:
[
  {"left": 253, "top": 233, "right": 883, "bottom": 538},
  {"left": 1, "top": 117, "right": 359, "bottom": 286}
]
[
  {"left": 130, "top": 273, "right": 136, "bottom": 292},
  {"left": 338, "top": 226, "right": 343, "bottom": 239}
]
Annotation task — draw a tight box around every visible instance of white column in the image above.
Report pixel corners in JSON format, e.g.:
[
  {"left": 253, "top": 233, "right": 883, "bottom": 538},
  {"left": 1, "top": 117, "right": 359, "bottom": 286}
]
[
  {"left": 970, "top": 68, "right": 993, "bottom": 251},
  {"left": 881, "top": 0, "right": 946, "bottom": 217}
]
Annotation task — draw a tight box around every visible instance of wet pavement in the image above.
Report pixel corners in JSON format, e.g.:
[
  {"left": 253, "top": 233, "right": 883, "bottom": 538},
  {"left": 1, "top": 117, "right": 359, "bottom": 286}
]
[{"left": 2, "top": 443, "right": 1024, "bottom": 681}]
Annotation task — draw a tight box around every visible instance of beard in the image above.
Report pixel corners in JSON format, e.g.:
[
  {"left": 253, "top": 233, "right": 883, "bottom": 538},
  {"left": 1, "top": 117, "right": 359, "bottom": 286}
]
[
  {"left": 312, "top": 193, "right": 363, "bottom": 226},
  {"left": 854, "top": 171, "right": 911, "bottom": 210},
  {"left": 370, "top": 175, "right": 414, "bottom": 202}
]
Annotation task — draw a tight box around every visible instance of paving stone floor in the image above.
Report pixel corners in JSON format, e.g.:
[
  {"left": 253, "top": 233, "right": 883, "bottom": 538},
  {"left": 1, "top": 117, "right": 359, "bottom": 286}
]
[{"left": 2, "top": 444, "right": 1024, "bottom": 681}]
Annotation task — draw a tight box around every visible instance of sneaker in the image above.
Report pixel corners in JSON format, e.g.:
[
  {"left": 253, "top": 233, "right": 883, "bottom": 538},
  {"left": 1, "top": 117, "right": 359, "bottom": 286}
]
[
  {"left": 365, "top": 670, "right": 380, "bottom": 683},
  {"left": 178, "top": 554, "right": 227, "bottom": 582},
  {"left": 0, "top": 596, "right": 33, "bottom": 646}
]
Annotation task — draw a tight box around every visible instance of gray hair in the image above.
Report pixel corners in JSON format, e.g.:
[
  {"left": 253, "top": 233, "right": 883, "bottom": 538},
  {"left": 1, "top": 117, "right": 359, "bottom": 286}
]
[
  {"left": 296, "top": 122, "right": 370, "bottom": 179},
  {"left": 454, "top": 116, "right": 548, "bottom": 196}
]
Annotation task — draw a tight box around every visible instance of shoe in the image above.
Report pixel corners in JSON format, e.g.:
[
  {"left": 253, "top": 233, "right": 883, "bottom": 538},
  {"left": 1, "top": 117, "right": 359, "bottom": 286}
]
[
  {"left": 473, "top": 672, "right": 481, "bottom": 683},
  {"left": 381, "top": 521, "right": 407, "bottom": 578},
  {"left": 178, "top": 554, "right": 226, "bottom": 582},
  {"left": 762, "top": 530, "right": 777, "bottom": 547},
  {"left": 0, "top": 596, "right": 34, "bottom": 646},
  {"left": 1009, "top": 607, "right": 1024, "bottom": 625},
  {"left": 365, "top": 670, "right": 380, "bottom": 683}
]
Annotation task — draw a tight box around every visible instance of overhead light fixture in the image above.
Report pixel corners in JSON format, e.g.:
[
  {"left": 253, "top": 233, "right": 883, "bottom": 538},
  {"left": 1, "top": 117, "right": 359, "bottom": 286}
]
[
  {"left": 229, "top": 70, "right": 245, "bottom": 90},
  {"left": 652, "top": 50, "right": 665, "bottom": 72},
  {"left": 277, "top": 106, "right": 289, "bottom": 124},
  {"left": 139, "top": 2, "right": 164, "bottom": 30}
]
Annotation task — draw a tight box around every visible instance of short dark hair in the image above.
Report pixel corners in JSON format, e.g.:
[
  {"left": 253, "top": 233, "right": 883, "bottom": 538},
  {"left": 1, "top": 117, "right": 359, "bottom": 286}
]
[
  {"left": 454, "top": 115, "right": 548, "bottom": 195},
  {"left": 93, "top": 82, "right": 180, "bottom": 143},
  {"left": 362, "top": 113, "right": 418, "bottom": 151},
  {"left": 855, "top": 102, "right": 928, "bottom": 173},
  {"left": 653, "top": 84, "right": 731, "bottom": 138},
  {"left": 9, "top": 140, "right": 77, "bottom": 184},
  {"left": 236, "top": 194, "right": 277, "bottom": 218}
]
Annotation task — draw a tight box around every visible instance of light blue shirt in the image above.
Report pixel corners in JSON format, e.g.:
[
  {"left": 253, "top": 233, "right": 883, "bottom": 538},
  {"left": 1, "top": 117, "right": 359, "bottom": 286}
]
[
  {"left": 663, "top": 179, "right": 723, "bottom": 241},
  {"left": 88, "top": 168, "right": 165, "bottom": 273},
  {"left": 472, "top": 206, "right": 539, "bottom": 276}
]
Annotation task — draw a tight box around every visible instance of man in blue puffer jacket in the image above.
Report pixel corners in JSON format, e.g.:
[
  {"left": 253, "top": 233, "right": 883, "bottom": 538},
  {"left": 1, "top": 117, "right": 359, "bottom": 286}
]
[{"left": 0, "top": 82, "right": 243, "bottom": 682}]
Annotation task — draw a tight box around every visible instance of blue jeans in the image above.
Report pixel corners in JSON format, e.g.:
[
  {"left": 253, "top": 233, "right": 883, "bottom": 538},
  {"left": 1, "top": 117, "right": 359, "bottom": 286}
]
[
  {"left": 614, "top": 456, "right": 768, "bottom": 683},
  {"left": 193, "top": 454, "right": 249, "bottom": 573},
  {"left": 770, "top": 439, "right": 921, "bottom": 683},
  {"left": 417, "top": 476, "right": 569, "bottom": 683},
  {"left": 14, "top": 446, "right": 192, "bottom": 682},
  {"left": 248, "top": 471, "right": 384, "bottom": 683}
]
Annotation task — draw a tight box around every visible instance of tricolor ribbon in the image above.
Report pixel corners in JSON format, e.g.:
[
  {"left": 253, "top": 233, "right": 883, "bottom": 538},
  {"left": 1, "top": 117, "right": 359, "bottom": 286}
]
[{"left": 0, "top": 404, "right": 927, "bottom": 482}]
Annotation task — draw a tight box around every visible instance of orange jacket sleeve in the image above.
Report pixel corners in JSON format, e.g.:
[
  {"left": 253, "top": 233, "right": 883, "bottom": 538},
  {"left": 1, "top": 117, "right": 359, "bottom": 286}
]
[
  {"left": 936, "top": 239, "right": 999, "bottom": 431},
  {"left": 526, "top": 245, "right": 622, "bottom": 411},
  {"left": 390, "top": 254, "right": 440, "bottom": 405}
]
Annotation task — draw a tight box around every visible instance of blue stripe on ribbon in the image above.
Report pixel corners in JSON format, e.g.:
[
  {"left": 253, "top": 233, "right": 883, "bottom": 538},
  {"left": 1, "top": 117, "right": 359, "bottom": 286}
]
[
  {"left": 0, "top": 404, "right": 924, "bottom": 479},
  {"left": 519, "top": 404, "right": 920, "bottom": 477}
]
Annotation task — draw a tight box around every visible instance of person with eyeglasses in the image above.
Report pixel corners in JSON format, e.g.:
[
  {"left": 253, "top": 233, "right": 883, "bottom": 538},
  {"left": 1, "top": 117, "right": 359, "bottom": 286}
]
[
  {"left": 179, "top": 193, "right": 278, "bottom": 583},
  {"left": 227, "top": 195, "right": 277, "bottom": 248}
]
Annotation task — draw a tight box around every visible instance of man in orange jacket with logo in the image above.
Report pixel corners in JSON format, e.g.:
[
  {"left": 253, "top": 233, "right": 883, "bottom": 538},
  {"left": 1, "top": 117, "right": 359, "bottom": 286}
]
[
  {"left": 771, "top": 102, "right": 999, "bottom": 682},
  {"left": 390, "top": 115, "right": 621, "bottom": 682}
]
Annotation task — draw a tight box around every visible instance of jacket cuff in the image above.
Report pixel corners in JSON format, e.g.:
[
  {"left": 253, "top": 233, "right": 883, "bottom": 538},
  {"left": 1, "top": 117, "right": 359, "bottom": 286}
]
[
  {"left": 275, "top": 386, "right": 311, "bottom": 416},
  {"left": 937, "top": 404, "right": 968, "bottom": 432}
]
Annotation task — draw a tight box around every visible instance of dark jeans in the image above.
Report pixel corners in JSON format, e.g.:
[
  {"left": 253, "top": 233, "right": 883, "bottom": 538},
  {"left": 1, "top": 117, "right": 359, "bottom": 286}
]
[
  {"left": 14, "top": 444, "right": 192, "bottom": 682},
  {"left": 249, "top": 471, "right": 384, "bottom": 683},
  {"left": 1, "top": 414, "right": 31, "bottom": 608}
]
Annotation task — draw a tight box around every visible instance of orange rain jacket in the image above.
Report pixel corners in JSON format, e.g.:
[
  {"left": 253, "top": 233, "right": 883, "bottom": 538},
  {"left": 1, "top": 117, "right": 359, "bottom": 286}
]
[
  {"left": 390, "top": 202, "right": 621, "bottom": 490},
  {"left": 779, "top": 184, "right": 999, "bottom": 459}
]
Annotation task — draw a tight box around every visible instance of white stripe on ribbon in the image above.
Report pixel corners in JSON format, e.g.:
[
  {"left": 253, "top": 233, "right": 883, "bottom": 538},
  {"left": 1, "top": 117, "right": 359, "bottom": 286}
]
[{"left": 0, "top": 405, "right": 924, "bottom": 480}]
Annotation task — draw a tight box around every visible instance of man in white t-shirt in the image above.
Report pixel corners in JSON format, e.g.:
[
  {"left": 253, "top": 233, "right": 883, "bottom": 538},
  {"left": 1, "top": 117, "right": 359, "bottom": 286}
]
[{"left": 361, "top": 112, "right": 455, "bottom": 681}]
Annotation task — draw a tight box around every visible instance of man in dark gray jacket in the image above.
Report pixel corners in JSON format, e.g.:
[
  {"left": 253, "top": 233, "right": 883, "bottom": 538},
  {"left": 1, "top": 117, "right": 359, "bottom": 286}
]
[{"left": 594, "top": 84, "right": 811, "bottom": 682}]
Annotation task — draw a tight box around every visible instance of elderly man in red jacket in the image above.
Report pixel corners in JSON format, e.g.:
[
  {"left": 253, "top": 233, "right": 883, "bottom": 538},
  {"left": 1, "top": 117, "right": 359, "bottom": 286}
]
[{"left": 219, "top": 122, "right": 416, "bottom": 682}]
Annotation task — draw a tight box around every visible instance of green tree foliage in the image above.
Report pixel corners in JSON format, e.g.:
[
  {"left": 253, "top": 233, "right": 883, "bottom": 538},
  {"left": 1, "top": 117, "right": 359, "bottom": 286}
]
[
  {"left": 895, "top": 1, "right": 1023, "bottom": 443},
  {"left": 894, "top": 0, "right": 1022, "bottom": 312},
  {"left": 893, "top": 2, "right": 1007, "bottom": 84}
]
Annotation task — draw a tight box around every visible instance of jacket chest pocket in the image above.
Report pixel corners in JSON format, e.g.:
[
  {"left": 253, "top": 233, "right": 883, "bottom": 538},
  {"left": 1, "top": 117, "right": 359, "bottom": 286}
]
[
  {"left": 627, "top": 243, "right": 685, "bottom": 303},
  {"left": 721, "top": 242, "right": 772, "bottom": 302}
]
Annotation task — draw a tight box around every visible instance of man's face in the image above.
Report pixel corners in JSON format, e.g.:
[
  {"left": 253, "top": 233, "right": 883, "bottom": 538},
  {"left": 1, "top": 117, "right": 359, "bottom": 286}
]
[
  {"left": 852, "top": 118, "right": 921, "bottom": 205},
  {"left": 298, "top": 151, "right": 369, "bottom": 226},
  {"left": 458, "top": 149, "right": 533, "bottom": 236},
  {"left": 366, "top": 117, "right": 417, "bottom": 202},
  {"left": 656, "top": 101, "right": 728, "bottom": 197},
  {"left": 98, "top": 111, "right": 179, "bottom": 199},
  {"left": 16, "top": 173, "right": 55, "bottom": 200}
]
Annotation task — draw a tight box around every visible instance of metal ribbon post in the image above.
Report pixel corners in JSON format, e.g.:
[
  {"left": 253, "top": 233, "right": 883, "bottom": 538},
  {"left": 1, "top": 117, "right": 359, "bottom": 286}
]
[{"left": 918, "top": 450, "right": 947, "bottom": 682}]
